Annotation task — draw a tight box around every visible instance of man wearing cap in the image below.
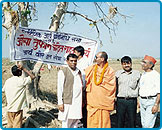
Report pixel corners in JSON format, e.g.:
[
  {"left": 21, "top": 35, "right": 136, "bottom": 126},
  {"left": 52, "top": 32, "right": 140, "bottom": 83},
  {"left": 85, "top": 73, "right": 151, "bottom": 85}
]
[
  {"left": 139, "top": 55, "right": 160, "bottom": 128},
  {"left": 2, "top": 64, "right": 35, "bottom": 128}
]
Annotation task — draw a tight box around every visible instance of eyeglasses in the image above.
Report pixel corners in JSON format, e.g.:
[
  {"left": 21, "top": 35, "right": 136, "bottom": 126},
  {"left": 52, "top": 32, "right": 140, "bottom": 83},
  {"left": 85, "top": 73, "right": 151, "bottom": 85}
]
[
  {"left": 142, "top": 61, "right": 146, "bottom": 64},
  {"left": 141, "top": 60, "right": 149, "bottom": 64},
  {"left": 95, "top": 55, "right": 101, "bottom": 59}
]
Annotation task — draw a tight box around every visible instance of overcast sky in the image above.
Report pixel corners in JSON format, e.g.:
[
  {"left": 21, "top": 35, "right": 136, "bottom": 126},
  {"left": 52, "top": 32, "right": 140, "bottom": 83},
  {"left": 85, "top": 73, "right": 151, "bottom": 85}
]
[{"left": 2, "top": 2, "right": 160, "bottom": 59}]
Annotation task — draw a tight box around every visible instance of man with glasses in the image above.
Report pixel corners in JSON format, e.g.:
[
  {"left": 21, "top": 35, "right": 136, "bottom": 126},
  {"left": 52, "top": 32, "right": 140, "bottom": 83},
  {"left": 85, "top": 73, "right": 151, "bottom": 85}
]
[
  {"left": 57, "top": 54, "right": 83, "bottom": 128},
  {"left": 139, "top": 55, "right": 160, "bottom": 128},
  {"left": 115, "top": 56, "right": 141, "bottom": 128},
  {"left": 85, "top": 51, "right": 116, "bottom": 128}
]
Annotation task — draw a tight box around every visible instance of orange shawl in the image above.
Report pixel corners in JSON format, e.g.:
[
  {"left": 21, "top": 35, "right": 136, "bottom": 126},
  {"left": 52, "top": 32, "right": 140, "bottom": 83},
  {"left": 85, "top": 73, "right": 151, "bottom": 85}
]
[{"left": 85, "top": 64, "right": 116, "bottom": 111}]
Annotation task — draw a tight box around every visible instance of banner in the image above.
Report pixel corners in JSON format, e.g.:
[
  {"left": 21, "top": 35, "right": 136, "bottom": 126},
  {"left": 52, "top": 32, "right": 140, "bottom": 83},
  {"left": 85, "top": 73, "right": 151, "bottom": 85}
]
[{"left": 10, "top": 27, "right": 98, "bottom": 66}]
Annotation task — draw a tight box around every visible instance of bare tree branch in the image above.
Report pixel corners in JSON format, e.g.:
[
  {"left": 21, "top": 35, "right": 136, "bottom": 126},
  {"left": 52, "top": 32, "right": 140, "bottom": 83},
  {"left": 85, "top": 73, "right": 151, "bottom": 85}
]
[
  {"left": 2, "top": 2, "right": 13, "bottom": 36},
  {"left": 65, "top": 10, "right": 101, "bottom": 39},
  {"left": 65, "top": 10, "right": 96, "bottom": 23},
  {"left": 94, "top": 2, "right": 102, "bottom": 19},
  {"left": 72, "top": 2, "right": 79, "bottom": 7},
  {"left": 10, "top": 2, "right": 18, "bottom": 9},
  {"left": 94, "top": 2, "right": 108, "bottom": 18},
  {"left": 49, "top": 2, "right": 67, "bottom": 31}
]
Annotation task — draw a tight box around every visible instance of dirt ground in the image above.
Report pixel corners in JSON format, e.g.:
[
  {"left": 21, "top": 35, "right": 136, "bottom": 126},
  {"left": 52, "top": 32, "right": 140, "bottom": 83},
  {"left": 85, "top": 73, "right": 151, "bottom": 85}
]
[{"left": 2, "top": 58, "right": 160, "bottom": 128}]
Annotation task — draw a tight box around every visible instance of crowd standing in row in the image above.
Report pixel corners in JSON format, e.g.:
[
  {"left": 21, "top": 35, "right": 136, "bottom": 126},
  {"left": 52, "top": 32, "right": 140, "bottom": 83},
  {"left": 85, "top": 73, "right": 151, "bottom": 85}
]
[
  {"left": 57, "top": 46, "right": 160, "bottom": 128},
  {"left": 3, "top": 45, "right": 160, "bottom": 128}
]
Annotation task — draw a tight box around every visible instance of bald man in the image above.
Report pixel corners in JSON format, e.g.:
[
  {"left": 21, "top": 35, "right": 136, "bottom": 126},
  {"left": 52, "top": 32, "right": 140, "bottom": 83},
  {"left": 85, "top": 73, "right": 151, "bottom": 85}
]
[{"left": 85, "top": 51, "right": 116, "bottom": 128}]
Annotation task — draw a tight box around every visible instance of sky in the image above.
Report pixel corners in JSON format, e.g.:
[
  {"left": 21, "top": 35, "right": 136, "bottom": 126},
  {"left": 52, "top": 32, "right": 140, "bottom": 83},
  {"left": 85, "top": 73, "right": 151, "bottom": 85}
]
[{"left": 2, "top": 2, "right": 160, "bottom": 59}]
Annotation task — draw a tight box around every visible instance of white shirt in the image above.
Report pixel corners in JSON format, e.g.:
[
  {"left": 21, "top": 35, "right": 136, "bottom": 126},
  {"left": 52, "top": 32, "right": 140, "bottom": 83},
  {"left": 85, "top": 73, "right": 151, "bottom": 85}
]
[
  {"left": 77, "top": 56, "right": 89, "bottom": 87},
  {"left": 139, "top": 70, "right": 160, "bottom": 97},
  {"left": 57, "top": 67, "right": 83, "bottom": 121},
  {"left": 77, "top": 56, "right": 89, "bottom": 72},
  {"left": 2, "top": 76, "right": 31, "bottom": 112}
]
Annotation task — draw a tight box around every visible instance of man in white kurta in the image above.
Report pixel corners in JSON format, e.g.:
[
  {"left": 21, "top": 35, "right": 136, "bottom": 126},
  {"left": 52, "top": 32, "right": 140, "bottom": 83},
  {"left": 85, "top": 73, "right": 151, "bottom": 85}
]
[
  {"left": 73, "top": 46, "right": 90, "bottom": 128},
  {"left": 57, "top": 54, "right": 83, "bottom": 128},
  {"left": 76, "top": 55, "right": 89, "bottom": 87}
]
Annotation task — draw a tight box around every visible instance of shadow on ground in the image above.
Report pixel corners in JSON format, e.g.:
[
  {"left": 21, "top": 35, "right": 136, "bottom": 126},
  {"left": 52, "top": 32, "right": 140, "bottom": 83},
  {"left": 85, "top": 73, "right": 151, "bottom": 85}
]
[
  {"left": 22, "top": 108, "right": 59, "bottom": 128},
  {"left": 38, "top": 90, "right": 57, "bottom": 104}
]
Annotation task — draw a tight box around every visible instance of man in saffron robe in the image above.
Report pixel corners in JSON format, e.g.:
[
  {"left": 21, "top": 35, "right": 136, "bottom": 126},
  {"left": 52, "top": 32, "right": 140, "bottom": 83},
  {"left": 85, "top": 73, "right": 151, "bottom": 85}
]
[{"left": 85, "top": 51, "right": 116, "bottom": 128}]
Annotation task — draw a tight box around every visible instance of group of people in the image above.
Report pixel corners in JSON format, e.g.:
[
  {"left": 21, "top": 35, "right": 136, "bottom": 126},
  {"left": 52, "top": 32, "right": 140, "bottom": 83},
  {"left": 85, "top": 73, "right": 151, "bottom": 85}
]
[
  {"left": 57, "top": 46, "right": 160, "bottom": 128},
  {"left": 116, "top": 55, "right": 160, "bottom": 128},
  {"left": 3, "top": 45, "right": 160, "bottom": 128}
]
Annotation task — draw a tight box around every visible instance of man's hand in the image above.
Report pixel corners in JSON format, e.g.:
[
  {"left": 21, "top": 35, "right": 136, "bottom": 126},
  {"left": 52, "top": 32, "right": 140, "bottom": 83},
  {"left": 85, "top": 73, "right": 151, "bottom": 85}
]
[
  {"left": 17, "top": 64, "right": 23, "bottom": 70},
  {"left": 17, "top": 64, "right": 35, "bottom": 80},
  {"left": 58, "top": 104, "right": 64, "bottom": 112},
  {"left": 137, "top": 99, "right": 140, "bottom": 109},
  {"left": 152, "top": 105, "right": 159, "bottom": 114}
]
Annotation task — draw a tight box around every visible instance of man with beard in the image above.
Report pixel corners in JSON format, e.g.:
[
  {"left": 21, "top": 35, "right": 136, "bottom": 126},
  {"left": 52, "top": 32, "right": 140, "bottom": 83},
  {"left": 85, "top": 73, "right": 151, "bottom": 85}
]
[{"left": 115, "top": 56, "right": 141, "bottom": 128}]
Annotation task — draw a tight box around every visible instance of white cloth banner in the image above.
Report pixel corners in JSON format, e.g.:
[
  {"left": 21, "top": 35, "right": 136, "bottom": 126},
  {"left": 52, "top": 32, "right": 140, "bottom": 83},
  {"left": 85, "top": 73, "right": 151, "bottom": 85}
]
[{"left": 10, "top": 27, "right": 98, "bottom": 66}]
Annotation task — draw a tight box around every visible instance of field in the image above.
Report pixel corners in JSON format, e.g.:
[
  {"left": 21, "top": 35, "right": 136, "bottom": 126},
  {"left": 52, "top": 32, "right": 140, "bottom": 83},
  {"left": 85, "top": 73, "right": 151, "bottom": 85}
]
[{"left": 2, "top": 58, "right": 160, "bottom": 128}]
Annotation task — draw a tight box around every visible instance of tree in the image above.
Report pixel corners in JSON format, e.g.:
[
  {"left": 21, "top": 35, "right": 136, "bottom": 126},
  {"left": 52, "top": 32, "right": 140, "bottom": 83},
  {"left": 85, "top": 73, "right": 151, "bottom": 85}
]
[{"left": 2, "top": 2, "right": 129, "bottom": 110}]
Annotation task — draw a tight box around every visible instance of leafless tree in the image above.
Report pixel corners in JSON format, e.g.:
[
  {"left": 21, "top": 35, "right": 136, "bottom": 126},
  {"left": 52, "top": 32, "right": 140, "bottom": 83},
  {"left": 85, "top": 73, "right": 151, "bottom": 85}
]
[{"left": 2, "top": 2, "right": 130, "bottom": 110}]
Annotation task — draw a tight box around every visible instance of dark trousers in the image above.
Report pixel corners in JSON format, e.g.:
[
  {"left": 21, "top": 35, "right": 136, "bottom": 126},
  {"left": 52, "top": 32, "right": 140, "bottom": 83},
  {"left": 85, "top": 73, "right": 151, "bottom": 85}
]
[
  {"left": 116, "top": 98, "right": 137, "bottom": 128},
  {"left": 80, "top": 105, "right": 87, "bottom": 128}
]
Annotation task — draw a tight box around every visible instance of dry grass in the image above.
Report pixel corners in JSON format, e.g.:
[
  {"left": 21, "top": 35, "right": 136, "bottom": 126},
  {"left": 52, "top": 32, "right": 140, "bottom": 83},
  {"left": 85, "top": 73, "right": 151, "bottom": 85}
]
[
  {"left": 2, "top": 58, "right": 160, "bottom": 102},
  {"left": 109, "top": 59, "right": 160, "bottom": 73},
  {"left": 2, "top": 58, "right": 160, "bottom": 128}
]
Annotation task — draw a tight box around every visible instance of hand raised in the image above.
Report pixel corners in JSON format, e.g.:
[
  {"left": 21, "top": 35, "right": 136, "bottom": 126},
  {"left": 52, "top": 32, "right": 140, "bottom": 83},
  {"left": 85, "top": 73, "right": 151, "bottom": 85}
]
[{"left": 17, "top": 64, "right": 23, "bottom": 70}]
